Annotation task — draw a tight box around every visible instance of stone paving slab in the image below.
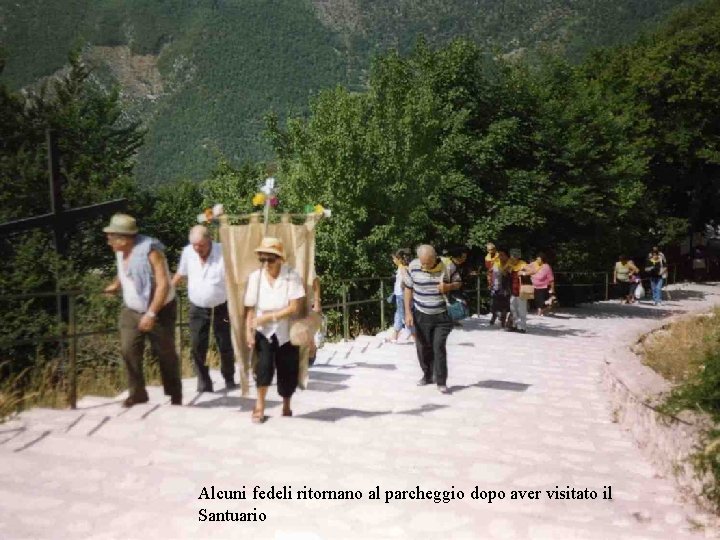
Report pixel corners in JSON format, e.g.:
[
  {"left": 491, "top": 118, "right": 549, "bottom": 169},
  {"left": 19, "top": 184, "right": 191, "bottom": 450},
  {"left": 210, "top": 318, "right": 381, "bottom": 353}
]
[{"left": 2, "top": 284, "right": 720, "bottom": 539}]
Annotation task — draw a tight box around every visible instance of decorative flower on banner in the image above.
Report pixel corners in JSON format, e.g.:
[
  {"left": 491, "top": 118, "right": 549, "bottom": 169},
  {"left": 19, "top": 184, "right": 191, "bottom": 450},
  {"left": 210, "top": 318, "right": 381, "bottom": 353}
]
[
  {"left": 197, "top": 208, "right": 211, "bottom": 224},
  {"left": 303, "top": 204, "right": 315, "bottom": 214},
  {"left": 252, "top": 192, "right": 266, "bottom": 207},
  {"left": 260, "top": 177, "right": 275, "bottom": 195},
  {"left": 313, "top": 204, "right": 324, "bottom": 215},
  {"left": 269, "top": 196, "right": 279, "bottom": 208},
  {"left": 197, "top": 203, "right": 226, "bottom": 224}
]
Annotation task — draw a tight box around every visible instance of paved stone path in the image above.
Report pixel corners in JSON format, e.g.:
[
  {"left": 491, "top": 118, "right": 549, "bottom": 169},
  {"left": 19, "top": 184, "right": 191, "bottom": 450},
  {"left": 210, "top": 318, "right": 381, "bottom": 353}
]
[{"left": 2, "top": 284, "right": 720, "bottom": 539}]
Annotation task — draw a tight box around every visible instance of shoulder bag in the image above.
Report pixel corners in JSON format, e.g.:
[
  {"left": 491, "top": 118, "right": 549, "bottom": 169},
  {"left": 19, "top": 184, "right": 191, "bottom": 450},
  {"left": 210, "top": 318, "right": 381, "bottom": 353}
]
[
  {"left": 519, "top": 274, "right": 534, "bottom": 300},
  {"left": 442, "top": 264, "right": 469, "bottom": 321}
]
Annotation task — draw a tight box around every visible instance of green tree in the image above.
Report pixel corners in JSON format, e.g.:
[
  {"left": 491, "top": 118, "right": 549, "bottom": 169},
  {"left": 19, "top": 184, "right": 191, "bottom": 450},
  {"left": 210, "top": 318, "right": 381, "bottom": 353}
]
[
  {"left": 0, "top": 52, "right": 146, "bottom": 378},
  {"left": 530, "top": 58, "right": 650, "bottom": 267},
  {"left": 269, "top": 40, "right": 550, "bottom": 290},
  {"left": 200, "top": 159, "right": 266, "bottom": 217},
  {"left": 0, "top": 52, "right": 145, "bottom": 276},
  {"left": 143, "top": 179, "right": 203, "bottom": 265}
]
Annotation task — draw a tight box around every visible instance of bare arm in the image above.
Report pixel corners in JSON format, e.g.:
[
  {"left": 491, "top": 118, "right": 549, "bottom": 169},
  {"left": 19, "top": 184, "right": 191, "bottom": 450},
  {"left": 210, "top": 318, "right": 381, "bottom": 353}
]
[
  {"left": 438, "top": 265, "right": 462, "bottom": 294},
  {"left": 138, "top": 250, "right": 170, "bottom": 331},
  {"left": 104, "top": 276, "right": 120, "bottom": 294},
  {"left": 147, "top": 250, "right": 170, "bottom": 314},
  {"left": 312, "top": 277, "right": 322, "bottom": 312},
  {"left": 245, "top": 306, "right": 256, "bottom": 349},
  {"left": 404, "top": 286, "right": 414, "bottom": 328},
  {"left": 171, "top": 272, "right": 186, "bottom": 288},
  {"left": 438, "top": 281, "right": 461, "bottom": 294}
]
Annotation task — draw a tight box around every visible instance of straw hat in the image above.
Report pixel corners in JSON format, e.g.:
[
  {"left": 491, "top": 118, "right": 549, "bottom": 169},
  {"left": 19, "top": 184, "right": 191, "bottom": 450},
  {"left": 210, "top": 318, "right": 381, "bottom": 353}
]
[
  {"left": 103, "top": 213, "right": 138, "bottom": 235},
  {"left": 254, "top": 237, "right": 285, "bottom": 259}
]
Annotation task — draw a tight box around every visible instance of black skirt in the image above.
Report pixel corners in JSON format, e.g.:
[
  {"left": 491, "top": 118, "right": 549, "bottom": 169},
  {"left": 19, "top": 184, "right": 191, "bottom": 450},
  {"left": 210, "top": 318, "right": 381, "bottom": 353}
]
[
  {"left": 534, "top": 287, "right": 550, "bottom": 308},
  {"left": 616, "top": 281, "right": 631, "bottom": 298}
]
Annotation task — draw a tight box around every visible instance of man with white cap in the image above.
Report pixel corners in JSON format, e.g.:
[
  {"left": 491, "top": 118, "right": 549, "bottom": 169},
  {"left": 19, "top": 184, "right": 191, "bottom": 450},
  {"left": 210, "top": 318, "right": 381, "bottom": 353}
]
[
  {"left": 172, "top": 225, "right": 236, "bottom": 393},
  {"left": 244, "top": 237, "right": 306, "bottom": 423},
  {"left": 103, "top": 213, "right": 182, "bottom": 407}
]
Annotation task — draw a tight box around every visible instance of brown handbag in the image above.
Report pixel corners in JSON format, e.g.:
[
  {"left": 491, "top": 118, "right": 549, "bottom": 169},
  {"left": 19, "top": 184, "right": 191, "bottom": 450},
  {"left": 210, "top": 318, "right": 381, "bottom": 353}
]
[
  {"left": 519, "top": 284, "right": 534, "bottom": 300},
  {"left": 519, "top": 273, "right": 534, "bottom": 300}
]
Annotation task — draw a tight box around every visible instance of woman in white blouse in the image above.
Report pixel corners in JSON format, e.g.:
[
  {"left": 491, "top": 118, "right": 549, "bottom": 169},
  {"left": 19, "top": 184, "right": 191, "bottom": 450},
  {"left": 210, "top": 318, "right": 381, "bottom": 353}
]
[{"left": 244, "top": 237, "right": 306, "bottom": 423}]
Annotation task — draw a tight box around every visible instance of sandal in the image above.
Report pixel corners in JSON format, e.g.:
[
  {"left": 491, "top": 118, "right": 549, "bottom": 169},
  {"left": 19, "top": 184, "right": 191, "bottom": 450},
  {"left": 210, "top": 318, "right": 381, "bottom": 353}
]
[{"left": 251, "top": 409, "right": 265, "bottom": 424}]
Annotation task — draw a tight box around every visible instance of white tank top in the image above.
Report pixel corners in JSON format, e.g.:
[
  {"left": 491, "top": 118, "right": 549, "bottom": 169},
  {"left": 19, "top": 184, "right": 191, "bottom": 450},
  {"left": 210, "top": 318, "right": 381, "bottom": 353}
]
[{"left": 116, "top": 251, "right": 175, "bottom": 312}]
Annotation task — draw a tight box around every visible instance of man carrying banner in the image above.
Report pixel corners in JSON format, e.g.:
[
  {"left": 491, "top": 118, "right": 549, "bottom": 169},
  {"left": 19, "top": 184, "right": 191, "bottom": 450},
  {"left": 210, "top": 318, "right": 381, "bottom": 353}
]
[{"left": 172, "top": 225, "right": 236, "bottom": 393}]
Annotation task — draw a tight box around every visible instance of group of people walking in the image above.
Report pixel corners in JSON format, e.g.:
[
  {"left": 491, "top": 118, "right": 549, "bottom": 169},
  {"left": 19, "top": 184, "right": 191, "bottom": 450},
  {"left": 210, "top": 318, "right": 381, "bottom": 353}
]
[
  {"left": 388, "top": 243, "right": 556, "bottom": 394},
  {"left": 103, "top": 213, "right": 309, "bottom": 423},
  {"left": 484, "top": 244, "right": 556, "bottom": 331},
  {"left": 101, "top": 211, "right": 674, "bottom": 417},
  {"left": 613, "top": 246, "right": 668, "bottom": 305}
]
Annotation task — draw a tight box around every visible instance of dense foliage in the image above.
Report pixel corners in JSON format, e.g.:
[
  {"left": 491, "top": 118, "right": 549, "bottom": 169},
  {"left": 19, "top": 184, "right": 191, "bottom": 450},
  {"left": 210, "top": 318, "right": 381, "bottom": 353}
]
[
  {"left": 654, "top": 308, "right": 720, "bottom": 510},
  {"left": 268, "top": 0, "right": 720, "bottom": 282},
  {"left": 0, "top": 0, "right": 702, "bottom": 185},
  {"left": 1, "top": 0, "right": 719, "bottom": 407}
]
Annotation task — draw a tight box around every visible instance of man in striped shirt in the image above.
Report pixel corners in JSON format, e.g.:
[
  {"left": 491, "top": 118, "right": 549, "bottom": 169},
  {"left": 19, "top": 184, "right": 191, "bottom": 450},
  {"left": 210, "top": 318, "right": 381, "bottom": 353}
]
[{"left": 403, "top": 244, "right": 463, "bottom": 394}]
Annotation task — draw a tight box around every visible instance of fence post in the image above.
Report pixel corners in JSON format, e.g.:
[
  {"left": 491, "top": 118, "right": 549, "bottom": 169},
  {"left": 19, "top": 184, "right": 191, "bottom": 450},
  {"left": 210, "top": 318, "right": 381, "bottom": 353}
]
[
  {"left": 67, "top": 294, "right": 77, "bottom": 410},
  {"left": 476, "top": 273, "right": 481, "bottom": 315},
  {"left": 604, "top": 272, "right": 609, "bottom": 301},
  {"left": 379, "top": 279, "right": 385, "bottom": 331},
  {"left": 342, "top": 283, "right": 349, "bottom": 341}
]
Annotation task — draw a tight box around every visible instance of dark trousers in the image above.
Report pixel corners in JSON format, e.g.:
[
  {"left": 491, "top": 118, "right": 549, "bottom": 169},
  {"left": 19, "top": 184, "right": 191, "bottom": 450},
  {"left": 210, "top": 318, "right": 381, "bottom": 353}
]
[
  {"left": 413, "top": 309, "right": 453, "bottom": 386},
  {"left": 254, "top": 332, "right": 299, "bottom": 398},
  {"left": 189, "top": 301, "right": 235, "bottom": 390},
  {"left": 120, "top": 300, "right": 182, "bottom": 401}
]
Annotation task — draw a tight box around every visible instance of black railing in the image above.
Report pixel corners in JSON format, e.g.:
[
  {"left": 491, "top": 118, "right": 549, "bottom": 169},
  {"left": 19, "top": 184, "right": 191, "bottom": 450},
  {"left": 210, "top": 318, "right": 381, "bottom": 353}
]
[{"left": 0, "top": 265, "right": 679, "bottom": 409}]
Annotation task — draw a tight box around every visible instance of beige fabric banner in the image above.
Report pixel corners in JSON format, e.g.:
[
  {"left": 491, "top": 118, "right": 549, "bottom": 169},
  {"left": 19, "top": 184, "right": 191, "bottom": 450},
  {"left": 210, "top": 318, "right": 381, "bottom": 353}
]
[{"left": 219, "top": 213, "right": 319, "bottom": 396}]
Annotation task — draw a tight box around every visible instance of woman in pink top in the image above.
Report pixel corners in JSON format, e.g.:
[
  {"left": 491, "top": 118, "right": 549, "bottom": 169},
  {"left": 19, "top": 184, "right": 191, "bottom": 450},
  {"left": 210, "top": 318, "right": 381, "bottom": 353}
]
[{"left": 527, "top": 252, "right": 555, "bottom": 316}]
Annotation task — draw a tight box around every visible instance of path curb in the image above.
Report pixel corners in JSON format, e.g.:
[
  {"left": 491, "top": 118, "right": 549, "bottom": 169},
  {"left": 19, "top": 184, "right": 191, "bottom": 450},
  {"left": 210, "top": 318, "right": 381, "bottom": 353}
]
[{"left": 601, "top": 295, "right": 719, "bottom": 520}]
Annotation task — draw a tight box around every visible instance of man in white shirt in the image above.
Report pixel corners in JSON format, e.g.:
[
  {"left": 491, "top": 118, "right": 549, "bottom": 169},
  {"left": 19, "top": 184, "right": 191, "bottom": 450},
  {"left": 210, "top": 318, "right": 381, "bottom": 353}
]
[
  {"left": 244, "top": 237, "right": 305, "bottom": 423},
  {"left": 172, "top": 225, "right": 236, "bottom": 392}
]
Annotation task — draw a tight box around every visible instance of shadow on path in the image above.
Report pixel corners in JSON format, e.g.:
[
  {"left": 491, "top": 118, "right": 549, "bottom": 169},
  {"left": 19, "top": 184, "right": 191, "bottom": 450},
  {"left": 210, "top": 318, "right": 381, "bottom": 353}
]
[
  {"left": 448, "top": 379, "right": 532, "bottom": 394},
  {"left": 337, "top": 362, "right": 397, "bottom": 371},
  {"left": 564, "top": 303, "right": 682, "bottom": 321},
  {"left": 308, "top": 371, "right": 352, "bottom": 383},
  {"left": 296, "top": 407, "right": 391, "bottom": 422},
  {"left": 306, "top": 381, "right": 349, "bottom": 393},
  {"left": 396, "top": 404, "right": 448, "bottom": 416},
  {"left": 661, "top": 289, "right": 707, "bottom": 301},
  {"left": 484, "top": 317, "right": 597, "bottom": 339},
  {"left": 192, "top": 396, "right": 282, "bottom": 412}
]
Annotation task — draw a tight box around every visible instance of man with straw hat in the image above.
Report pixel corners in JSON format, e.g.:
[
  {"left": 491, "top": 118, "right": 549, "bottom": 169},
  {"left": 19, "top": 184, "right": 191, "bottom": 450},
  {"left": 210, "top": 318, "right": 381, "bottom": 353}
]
[
  {"left": 103, "top": 213, "right": 183, "bottom": 407},
  {"left": 244, "top": 237, "right": 306, "bottom": 423}
]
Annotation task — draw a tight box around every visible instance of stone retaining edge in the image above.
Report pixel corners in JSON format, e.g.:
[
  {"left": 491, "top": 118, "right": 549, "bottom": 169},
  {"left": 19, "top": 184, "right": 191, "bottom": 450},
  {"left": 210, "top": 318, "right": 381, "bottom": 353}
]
[{"left": 602, "top": 317, "right": 718, "bottom": 521}]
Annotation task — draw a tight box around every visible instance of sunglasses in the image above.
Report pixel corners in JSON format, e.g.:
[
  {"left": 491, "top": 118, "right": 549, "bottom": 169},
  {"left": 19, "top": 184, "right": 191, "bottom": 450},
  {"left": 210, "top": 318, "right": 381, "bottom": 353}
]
[{"left": 258, "top": 255, "right": 279, "bottom": 263}]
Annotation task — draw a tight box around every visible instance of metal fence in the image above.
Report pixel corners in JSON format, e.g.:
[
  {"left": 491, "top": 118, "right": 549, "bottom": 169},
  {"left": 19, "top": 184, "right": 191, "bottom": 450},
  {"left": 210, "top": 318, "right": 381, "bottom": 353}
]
[
  {"left": 0, "top": 265, "right": 679, "bottom": 409},
  {"left": 0, "top": 290, "right": 197, "bottom": 410}
]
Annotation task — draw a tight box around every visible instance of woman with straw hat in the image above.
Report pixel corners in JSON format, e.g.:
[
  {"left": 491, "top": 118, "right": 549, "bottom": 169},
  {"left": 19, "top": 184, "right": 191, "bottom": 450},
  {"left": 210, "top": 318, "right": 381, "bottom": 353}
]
[{"left": 244, "top": 237, "right": 306, "bottom": 423}]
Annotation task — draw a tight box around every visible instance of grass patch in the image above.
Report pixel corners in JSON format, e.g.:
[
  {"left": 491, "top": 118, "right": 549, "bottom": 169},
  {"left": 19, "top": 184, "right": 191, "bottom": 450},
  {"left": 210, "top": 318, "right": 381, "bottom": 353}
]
[
  {"left": 640, "top": 307, "right": 720, "bottom": 510},
  {"left": 640, "top": 309, "right": 720, "bottom": 383},
  {"left": 0, "top": 335, "right": 195, "bottom": 423}
]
